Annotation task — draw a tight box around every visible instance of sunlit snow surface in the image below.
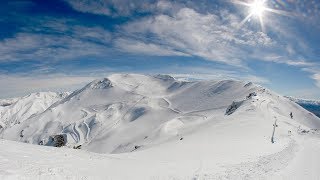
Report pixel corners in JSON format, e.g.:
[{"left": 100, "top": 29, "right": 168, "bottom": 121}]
[{"left": 0, "top": 74, "right": 320, "bottom": 179}]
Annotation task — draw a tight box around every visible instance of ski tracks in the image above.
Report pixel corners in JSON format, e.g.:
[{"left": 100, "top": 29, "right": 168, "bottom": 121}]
[{"left": 194, "top": 139, "right": 298, "bottom": 180}]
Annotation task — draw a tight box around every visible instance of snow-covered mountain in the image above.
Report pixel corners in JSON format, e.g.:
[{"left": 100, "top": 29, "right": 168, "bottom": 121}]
[
  {"left": 0, "top": 97, "right": 18, "bottom": 107},
  {"left": 0, "top": 92, "right": 69, "bottom": 129},
  {"left": 0, "top": 74, "right": 320, "bottom": 179},
  {"left": 286, "top": 96, "right": 320, "bottom": 118},
  {"left": 1, "top": 74, "right": 319, "bottom": 152}
]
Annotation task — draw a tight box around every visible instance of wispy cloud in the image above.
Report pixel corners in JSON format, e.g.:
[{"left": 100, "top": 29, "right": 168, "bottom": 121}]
[
  {"left": 171, "top": 73, "right": 269, "bottom": 84},
  {"left": 0, "top": 0, "right": 319, "bottom": 99},
  {"left": 61, "top": 0, "right": 318, "bottom": 68},
  {"left": 117, "top": 7, "right": 293, "bottom": 67},
  {"left": 64, "top": 0, "right": 112, "bottom": 16},
  {"left": 114, "top": 38, "right": 189, "bottom": 56},
  {"left": 253, "top": 54, "right": 315, "bottom": 67},
  {"left": 63, "top": 0, "right": 161, "bottom": 16},
  {"left": 303, "top": 67, "right": 320, "bottom": 88},
  {"left": 0, "top": 25, "right": 112, "bottom": 62},
  {"left": 312, "top": 73, "right": 320, "bottom": 88}
]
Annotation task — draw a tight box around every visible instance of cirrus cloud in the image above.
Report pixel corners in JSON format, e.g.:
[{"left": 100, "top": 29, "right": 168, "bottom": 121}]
[
  {"left": 117, "top": 8, "right": 279, "bottom": 66},
  {"left": 0, "top": 25, "right": 112, "bottom": 62}
]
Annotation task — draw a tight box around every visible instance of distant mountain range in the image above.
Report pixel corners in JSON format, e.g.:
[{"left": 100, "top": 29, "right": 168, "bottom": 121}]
[{"left": 286, "top": 96, "right": 320, "bottom": 118}]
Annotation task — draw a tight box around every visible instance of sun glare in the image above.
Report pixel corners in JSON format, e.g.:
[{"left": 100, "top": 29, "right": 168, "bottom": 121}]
[
  {"left": 230, "top": 0, "right": 290, "bottom": 31},
  {"left": 250, "top": 0, "right": 265, "bottom": 17}
]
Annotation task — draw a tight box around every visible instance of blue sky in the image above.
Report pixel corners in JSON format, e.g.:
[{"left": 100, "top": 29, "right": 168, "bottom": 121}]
[{"left": 0, "top": 0, "right": 319, "bottom": 99}]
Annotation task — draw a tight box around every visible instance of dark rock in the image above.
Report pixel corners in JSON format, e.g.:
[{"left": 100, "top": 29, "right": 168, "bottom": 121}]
[
  {"left": 246, "top": 92, "right": 257, "bottom": 99},
  {"left": 50, "top": 134, "right": 66, "bottom": 147},
  {"left": 20, "top": 130, "right": 24, "bottom": 138},
  {"left": 73, "top": 145, "right": 82, "bottom": 149},
  {"left": 244, "top": 82, "right": 253, "bottom": 87},
  {"left": 225, "top": 101, "right": 243, "bottom": 115},
  {"left": 39, "top": 140, "right": 44, "bottom": 145}
]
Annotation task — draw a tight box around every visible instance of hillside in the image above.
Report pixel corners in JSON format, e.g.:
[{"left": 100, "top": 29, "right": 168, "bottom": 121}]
[
  {"left": 286, "top": 96, "right": 320, "bottom": 118},
  {"left": 0, "top": 74, "right": 319, "bottom": 179},
  {"left": 0, "top": 92, "right": 69, "bottom": 130}
]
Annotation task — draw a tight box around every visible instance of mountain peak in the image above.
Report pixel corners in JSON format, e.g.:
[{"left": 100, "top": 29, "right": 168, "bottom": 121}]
[
  {"left": 1, "top": 74, "right": 320, "bottom": 157},
  {"left": 153, "top": 74, "right": 175, "bottom": 81},
  {"left": 88, "top": 78, "right": 113, "bottom": 89}
]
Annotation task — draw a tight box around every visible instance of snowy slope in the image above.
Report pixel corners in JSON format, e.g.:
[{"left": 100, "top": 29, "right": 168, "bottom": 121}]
[
  {"left": 0, "top": 92, "right": 69, "bottom": 129},
  {"left": 0, "top": 74, "right": 320, "bottom": 179},
  {"left": 1, "top": 130, "right": 319, "bottom": 179},
  {"left": 1, "top": 74, "right": 319, "bottom": 152},
  {"left": 0, "top": 97, "right": 18, "bottom": 107},
  {"left": 286, "top": 96, "right": 320, "bottom": 118}
]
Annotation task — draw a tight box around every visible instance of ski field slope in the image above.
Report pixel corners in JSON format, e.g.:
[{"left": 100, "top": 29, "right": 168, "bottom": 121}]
[
  {"left": 0, "top": 74, "right": 319, "bottom": 179},
  {"left": 0, "top": 92, "right": 69, "bottom": 129}
]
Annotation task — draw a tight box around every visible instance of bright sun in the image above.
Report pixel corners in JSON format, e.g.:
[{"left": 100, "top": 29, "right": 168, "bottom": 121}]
[
  {"left": 230, "top": 0, "right": 290, "bottom": 31},
  {"left": 250, "top": 0, "right": 266, "bottom": 17}
]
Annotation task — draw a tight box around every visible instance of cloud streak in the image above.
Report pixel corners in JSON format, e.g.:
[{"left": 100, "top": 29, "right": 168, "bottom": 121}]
[
  {"left": 114, "top": 38, "right": 189, "bottom": 56},
  {"left": 63, "top": 0, "right": 161, "bottom": 16},
  {"left": 0, "top": 0, "right": 319, "bottom": 99},
  {"left": 303, "top": 68, "right": 320, "bottom": 88},
  {"left": 0, "top": 25, "right": 112, "bottom": 62},
  {"left": 118, "top": 7, "right": 310, "bottom": 67}
]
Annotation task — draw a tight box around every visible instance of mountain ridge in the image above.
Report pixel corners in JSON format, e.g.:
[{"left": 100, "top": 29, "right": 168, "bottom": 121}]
[{"left": 1, "top": 74, "right": 319, "bottom": 155}]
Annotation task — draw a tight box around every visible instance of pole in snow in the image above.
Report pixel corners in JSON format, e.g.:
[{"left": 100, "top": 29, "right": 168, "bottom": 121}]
[{"left": 271, "top": 118, "right": 278, "bottom": 143}]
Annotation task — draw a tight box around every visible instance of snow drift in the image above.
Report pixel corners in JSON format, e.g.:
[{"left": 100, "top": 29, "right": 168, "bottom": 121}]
[
  {"left": 0, "top": 92, "right": 69, "bottom": 129},
  {"left": 1, "top": 74, "right": 320, "bottom": 179},
  {"left": 1, "top": 74, "right": 319, "bottom": 154}
]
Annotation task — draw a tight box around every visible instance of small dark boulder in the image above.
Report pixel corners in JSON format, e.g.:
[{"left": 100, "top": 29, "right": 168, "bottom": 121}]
[
  {"left": 225, "top": 101, "right": 243, "bottom": 115},
  {"left": 39, "top": 140, "right": 44, "bottom": 145},
  {"left": 244, "top": 82, "right": 253, "bottom": 87},
  {"left": 301, "top": 130, "right": 309, "bottom": 134},
  {"left": 20, "top": 130, "right": 24, "bottom": 138},
  {"left": 51, "top": 134, "right": 66, "bottom": 147},
  {"left": 246, "top": 92, "right": 257, "bottom": 99},
  {"left": 73, "top": 145, "right": 82, "bottom": 149}
]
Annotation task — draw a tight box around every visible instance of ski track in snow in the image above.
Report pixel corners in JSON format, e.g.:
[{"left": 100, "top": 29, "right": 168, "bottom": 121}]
[
  {"left": 162, "top": 97, "right": 182, "bottom": 114},
  {"left": 72, "top": 124, "right": 80, "bottom": 143},
  {"left": 204, "top": 139, "right": 298, "bottom": 180},
  {"left": 86, "top": 96, "right": 146, "bottom": 145},
  {"left": 1, "top": 74, "right": 320, "bottom": 179},
  {"left": 83, "top": 121, "right": 90, "bottom": 142}
]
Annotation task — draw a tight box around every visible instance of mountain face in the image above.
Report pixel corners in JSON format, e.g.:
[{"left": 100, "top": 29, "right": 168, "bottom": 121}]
[
  {"left": 1, "top": 74, "right": 320, "bottom": 179},
  {"left": 1, "top": 74, "right": 319, "bottom": 155},
  {"left": 0, "top": 92, "right": 69, "bottom": 129},
  {"left": 286, "top": 96, "right": 320, "bottom": 118},
  {"left": 0, "top": 97, "right": 19, "bottom": 107}
]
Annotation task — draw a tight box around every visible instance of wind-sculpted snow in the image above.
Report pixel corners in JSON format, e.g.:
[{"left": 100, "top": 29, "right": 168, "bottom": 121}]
[
  {"left": 0, "top": 92, "right": 69, "bottom": 129},
  {"left": 0, "top": 74, "right": 320, "bottom": 179},
  {"left": 0, "top": 97, "right": 18, "bottom": 107},
  {"left": 1, "top": 74, "right": 320, "bottom": 155}
]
